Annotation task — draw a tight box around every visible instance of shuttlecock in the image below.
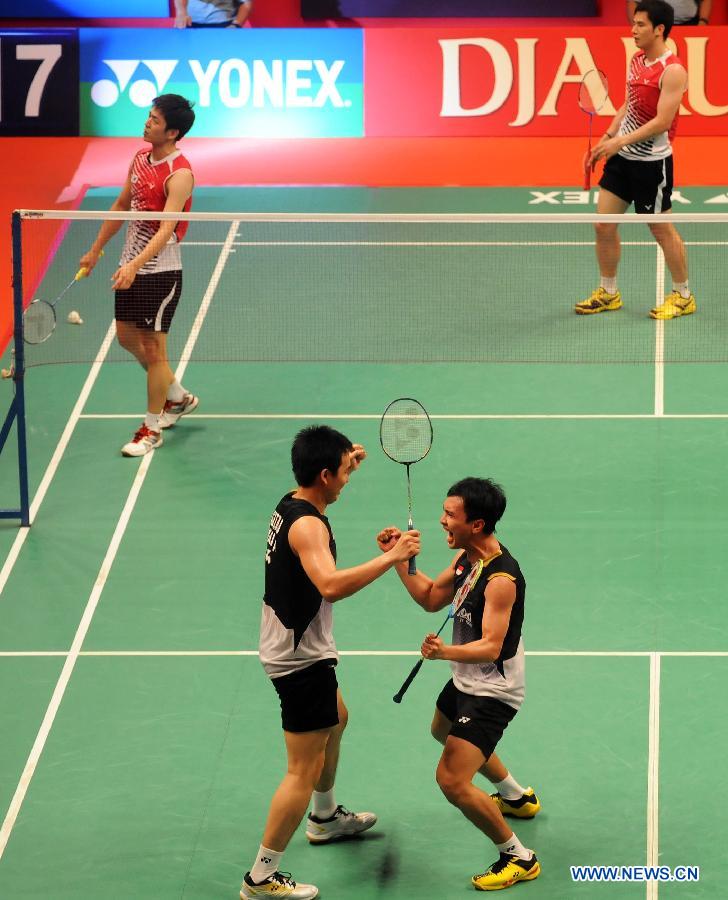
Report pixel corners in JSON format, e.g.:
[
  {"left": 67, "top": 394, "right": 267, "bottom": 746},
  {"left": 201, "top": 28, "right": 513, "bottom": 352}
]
[{"left": 67, "top": 310, "right": 83, "bottom": 325}]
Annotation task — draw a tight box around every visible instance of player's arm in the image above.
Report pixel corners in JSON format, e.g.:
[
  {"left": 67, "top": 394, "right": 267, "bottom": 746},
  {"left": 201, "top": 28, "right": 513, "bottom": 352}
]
[
  {"left": 291, "top": 517, "right": 420, "bottom": 603},
  {"left": 174, "top": 0, "right": 191, "bottom": 27},
  {"left": 698, "top": 0, "right": 711, "bottom": 23},
  {"left": 112, "top": 169, "right": 194, "bottom": 290},
  {"left": 626, "top": 0, "right": 636, "bottom": 22},
  {"left": 421, "top": 575, "right": 516, "bottom": 664},
  {"left": 376, "top": 527, "right": 455, "bottom": 612},
  {"left": 79, "top": 173, "right": 133, "bottom": 274},
  {"left": 592, "top": 67, "right": 686, "bottom": 163},
  {"left": 234, "top": 0, "right": 253, "bottom": 26}
]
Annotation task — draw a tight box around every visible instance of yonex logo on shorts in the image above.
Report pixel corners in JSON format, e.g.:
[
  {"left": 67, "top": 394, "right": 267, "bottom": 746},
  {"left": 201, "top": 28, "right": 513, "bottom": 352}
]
[{"left": 458, "top": 716, "right": 471, "bottom": 724}]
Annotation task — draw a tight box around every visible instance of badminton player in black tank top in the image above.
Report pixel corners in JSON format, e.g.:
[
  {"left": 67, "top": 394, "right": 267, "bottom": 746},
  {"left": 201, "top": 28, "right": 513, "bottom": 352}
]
[
  {"left": 377, "top": 477, "right": 541, "bottom": 892},
  {"left": 240, "top": 425, "right": 420, "bottom": 900}
]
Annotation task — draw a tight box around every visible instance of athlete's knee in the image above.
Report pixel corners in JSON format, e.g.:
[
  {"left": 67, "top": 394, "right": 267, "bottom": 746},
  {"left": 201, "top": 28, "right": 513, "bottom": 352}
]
[
  {"left": 594, "top": 222, "right": 618, "bottom": 241},
  {"left": 289, "top": 749, "right": 326, "bottom": 789},
  {"left": 436, "top": 760, "right": 467, "bottom": 806}
]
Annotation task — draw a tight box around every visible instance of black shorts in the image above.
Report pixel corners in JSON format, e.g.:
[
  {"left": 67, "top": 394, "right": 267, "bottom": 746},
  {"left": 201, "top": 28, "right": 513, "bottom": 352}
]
[
  {"left": 599, "top": 153, "right": 673, "bottom": 213},
  {"left": 271, "top": 659, "right": 339, "bottom": 733},
  {"left": 115, "top": 271, "right": 182, "bottom": 333},
  {"left": 436, "top": 679, "right": 516, "bottom": 760}
]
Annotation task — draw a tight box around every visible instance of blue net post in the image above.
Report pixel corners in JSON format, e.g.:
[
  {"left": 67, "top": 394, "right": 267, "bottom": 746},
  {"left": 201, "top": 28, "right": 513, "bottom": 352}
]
[{"left": 0, "top": 212, "right": 31, "bottom": 526}]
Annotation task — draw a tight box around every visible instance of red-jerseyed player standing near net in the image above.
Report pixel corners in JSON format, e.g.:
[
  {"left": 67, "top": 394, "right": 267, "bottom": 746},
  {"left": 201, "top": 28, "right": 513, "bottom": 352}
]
[
  {"left": 575, "top": 0, "right": 696, "bottom": 321},
  {"left": 80, "top": 94, "right": 198, "bottom": 457}
]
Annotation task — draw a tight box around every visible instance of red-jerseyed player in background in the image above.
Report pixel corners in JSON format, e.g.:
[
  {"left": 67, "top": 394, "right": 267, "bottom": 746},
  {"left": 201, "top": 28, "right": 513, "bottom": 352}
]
[
  {"left": 575, "top": 0, "right": 696, "bottom": 321},
  {"left": 80, "top": 94, "right": 198, "bottom": 457}
]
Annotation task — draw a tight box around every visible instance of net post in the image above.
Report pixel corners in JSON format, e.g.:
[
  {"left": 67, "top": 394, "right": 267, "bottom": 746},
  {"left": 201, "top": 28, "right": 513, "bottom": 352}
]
[{"left": 11, "top": 212, "right": 30, "bottom": 526}]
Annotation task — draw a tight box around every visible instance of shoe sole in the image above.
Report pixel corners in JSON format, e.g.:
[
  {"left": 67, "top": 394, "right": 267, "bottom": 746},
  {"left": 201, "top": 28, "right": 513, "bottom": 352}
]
[
  {"left": 648, "top": 305, "right": 696, "bottom": 320},
  {"left": 575, "top": 302, "right": 622, "bottom": 315},
  {"left": 306, "top": 820, "right": 377, "bottom": 844},
  {"left": 121, "top": 440, "right": 163, "bottom": 457},
  {"left": 497, "top": 806, "right": 540, "bottom": 819},
  {"left": 160, "top": 396, "right": 200, "bottom": 429},
  {"left": 472, "top": 861, "right": 541, "bottom": 891}
]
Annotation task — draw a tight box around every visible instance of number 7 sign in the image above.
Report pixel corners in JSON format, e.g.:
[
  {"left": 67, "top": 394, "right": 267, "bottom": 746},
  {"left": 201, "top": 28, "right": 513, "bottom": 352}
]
[{"left": 0, "top": 30, "right": 79, "bottom": 135}]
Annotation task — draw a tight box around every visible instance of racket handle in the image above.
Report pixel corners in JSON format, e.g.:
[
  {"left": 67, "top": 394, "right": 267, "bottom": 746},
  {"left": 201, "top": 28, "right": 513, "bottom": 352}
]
[
  {"left": 407, "top": 556, "right": 417, "bottom": 576},
  {"left": 76, "top": 248, "right": 104, "bottom": 279},
  {"left": 393, "top": 658, "right": 423, "bottom": 703}
]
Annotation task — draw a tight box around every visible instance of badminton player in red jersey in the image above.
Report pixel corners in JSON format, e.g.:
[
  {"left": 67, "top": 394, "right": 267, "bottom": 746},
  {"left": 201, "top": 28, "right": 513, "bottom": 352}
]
[
  {"left": 80, "top": 94, "right": 199, "bottom": 457},
  {"left": 576, "top": 0, "right": 695, "bottom": 321}
]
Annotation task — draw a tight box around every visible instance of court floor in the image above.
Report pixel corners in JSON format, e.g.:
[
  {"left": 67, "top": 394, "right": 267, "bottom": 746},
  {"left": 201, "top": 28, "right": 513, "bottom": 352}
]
[{"left": 0, "top": 187, "right": 726, "bottom": 899}]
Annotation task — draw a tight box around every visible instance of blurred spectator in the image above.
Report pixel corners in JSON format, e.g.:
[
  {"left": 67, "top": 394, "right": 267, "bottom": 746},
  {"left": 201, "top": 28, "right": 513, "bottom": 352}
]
[
  {"left": 627, "top": 0, "right": 711, "bottom": 24},
  {"left": 174, "top": 0, "right": 253, "bottom": 28}
]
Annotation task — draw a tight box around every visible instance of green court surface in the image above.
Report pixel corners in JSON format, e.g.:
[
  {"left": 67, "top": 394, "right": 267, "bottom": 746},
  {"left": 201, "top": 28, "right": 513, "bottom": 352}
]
[{"left": 0, "top": 188, "right": 726, "bottom": 899}]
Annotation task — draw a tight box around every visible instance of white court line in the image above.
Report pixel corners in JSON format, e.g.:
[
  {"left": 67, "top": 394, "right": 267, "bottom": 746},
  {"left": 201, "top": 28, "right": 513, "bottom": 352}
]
[
  {"left": 0, "top": 322, "right": 117, "bottom": 597},
  {"left": 647, "top": 652, "right": 661, "bottom": 900},
  {"left": 654, "top": 246, "right": 666, "bottom": 417},
  {"left": 0, "top": 222, "right": 240, "bottom": 864},
  {"left": 1, "top": 649, "right": 727, "bottom": 658},
  {"left": 78, "top": 413, "right": 728, "bottom": 421},
  {"left": 181, "top": 240, "right": 728, "bottom": 248}
]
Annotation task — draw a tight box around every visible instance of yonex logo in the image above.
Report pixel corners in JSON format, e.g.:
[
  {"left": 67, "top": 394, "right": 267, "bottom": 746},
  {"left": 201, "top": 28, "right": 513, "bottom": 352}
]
[
  {"left": 91, "top": 60, "right": 178, "bottom": 108},
  {"left": 458, "top": 716, "right": 471, "bottom": 724},
  {"left": 90, "top": 58, "right": 349, "bottom": 110}
]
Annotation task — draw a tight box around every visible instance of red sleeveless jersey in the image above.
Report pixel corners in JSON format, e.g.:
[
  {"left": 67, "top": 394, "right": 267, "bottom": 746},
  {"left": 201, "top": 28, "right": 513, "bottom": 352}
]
[
  {"left": 121, "top": 149, "right": 193, "bottom": 274},
  {"left": 618, "top": 50, "right": 685, "bottom": 161}
]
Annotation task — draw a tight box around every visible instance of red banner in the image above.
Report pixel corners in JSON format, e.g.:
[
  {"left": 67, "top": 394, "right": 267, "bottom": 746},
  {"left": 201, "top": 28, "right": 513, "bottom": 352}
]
[{"left": 364, "top": 26, "right": 728, "bottom": 136}]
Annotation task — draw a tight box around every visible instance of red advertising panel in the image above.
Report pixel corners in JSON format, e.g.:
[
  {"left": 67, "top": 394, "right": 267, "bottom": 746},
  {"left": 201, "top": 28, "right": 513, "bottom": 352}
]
[{"left": 365, "top": 27, "right": 728, "bottom": 136}]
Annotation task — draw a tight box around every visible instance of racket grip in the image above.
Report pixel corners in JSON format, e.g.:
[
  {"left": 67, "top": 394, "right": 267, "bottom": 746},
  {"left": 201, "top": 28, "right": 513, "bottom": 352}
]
[
  {"left": 407, "top": 556, "right": 417, "bottom": 576},
  {"left": 393, "top": 658, "right": 423, "bottom": 703}
]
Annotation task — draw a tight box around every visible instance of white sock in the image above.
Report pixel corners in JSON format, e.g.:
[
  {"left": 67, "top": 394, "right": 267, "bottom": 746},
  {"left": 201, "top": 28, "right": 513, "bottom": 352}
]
[
  {"left": 167, "top": 379, "right": 186, "bottom": 403},
  {"left": 312, "top": 789, "right": 337, "bottom": 819},
  {"left": 496, "top": 833, "right": 532, "bottom": 861},
  {"left": 144, "top": 411, "right": 161, "bottom": 432},
  {"left": 249, "top": 845, "right": 282, "bottom": 884},
  {"left": 493, "top": 774, "right": 526, "bottom": 801},
  {"left": 600, "top": 276, "right": 618, "bottom": 295},
  {"left": 673, "top": 280, "right": 691, "bottom": 300}
]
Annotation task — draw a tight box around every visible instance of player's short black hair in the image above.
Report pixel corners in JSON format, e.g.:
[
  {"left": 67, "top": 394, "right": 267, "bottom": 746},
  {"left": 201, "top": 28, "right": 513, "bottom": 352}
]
[
  {"left": 635, "top": 0, "right": 674, "bottom": 38},
  {"left": 292, "top": 425, "right": 353, "bottom": 487},
  {"left": 152, "top": 94, "right": 195, "bottom": 139},
  {"left": 447, "top": 477, "right": 507, "bottom": 535}
]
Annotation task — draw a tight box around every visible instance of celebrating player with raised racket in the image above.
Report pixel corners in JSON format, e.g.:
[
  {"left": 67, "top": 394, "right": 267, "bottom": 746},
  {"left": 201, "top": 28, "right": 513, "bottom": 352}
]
[{"left": 377, "top": 476, "right": 541, "bottom": 892}]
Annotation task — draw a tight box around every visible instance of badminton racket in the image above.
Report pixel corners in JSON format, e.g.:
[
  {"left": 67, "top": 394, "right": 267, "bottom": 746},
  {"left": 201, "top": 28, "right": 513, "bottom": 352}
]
[
  {"left": 380, "top": 398, "right": 432, "bottom": 576},
  {"left": 578, "top": 68, "right": 610, "bottom": 190},
  {"left": 23, "top": 251, "right": 102, "bottom": 345},
  {"left": 393, "top": 557, "right": 484, "bottom": 703}
]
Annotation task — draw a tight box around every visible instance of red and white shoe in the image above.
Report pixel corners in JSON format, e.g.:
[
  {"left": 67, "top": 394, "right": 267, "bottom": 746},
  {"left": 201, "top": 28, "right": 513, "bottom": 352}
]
[
  {"left": 121, "top": 424, "right": 163, "bottom": 457},
  {"left": 158, "top": 393, "right": 199, "bottom": 429}
]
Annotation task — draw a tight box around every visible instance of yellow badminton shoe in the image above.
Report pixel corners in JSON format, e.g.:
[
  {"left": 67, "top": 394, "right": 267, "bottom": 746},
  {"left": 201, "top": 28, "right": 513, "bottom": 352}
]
[
  {"left": 575, "top": 287, "right": 622, "bottom": 315},
  {"left": 472, "top": 853, "right": 541, "bottom": 891},
  {"left": 649, "top": 292, "right": 696, "bottom": 320},
  {"left": 490, "top": 788, "right": 541, "bottom": 819}
]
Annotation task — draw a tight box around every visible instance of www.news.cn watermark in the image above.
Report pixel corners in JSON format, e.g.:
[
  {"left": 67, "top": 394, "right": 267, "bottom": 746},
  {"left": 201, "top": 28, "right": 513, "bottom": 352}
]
[{"left": 571, "top": 865, "right": 700, "bottom": 883}]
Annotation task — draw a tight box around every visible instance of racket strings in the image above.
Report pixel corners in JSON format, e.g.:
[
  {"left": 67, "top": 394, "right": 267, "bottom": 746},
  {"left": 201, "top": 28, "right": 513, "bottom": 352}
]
[
  {"left": 23, "top": 301, "right": 55, "bottom": 345},
  {"left": 380, "top": 400, "right": 433, "bottom": 465},
  {"left": 578, "top": 69, "right": 609, "bottom": 115}
]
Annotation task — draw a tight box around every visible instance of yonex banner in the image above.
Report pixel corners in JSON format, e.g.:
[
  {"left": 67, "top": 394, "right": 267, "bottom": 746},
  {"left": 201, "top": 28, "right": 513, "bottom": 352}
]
[
  {"left": 364, "top": 27, "right": 728, "bottom": 137},
  {"left": 79, "top": 29, "right": 364, "bottom": 138}
]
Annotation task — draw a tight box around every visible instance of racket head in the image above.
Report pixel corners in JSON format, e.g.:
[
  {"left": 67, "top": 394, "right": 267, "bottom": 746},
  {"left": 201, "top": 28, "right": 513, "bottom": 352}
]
[
  {"left": 578, "top": 68, "right": 609, "bottom": 115},
  {"left": 450, "top": 558, "right": 485, "bottom": 618},
  {"left": 23, "top": 300, "right": 56, "bottom": 345},
  {"left": 379, "top": 398, "right": 433, "bottom": 465}
]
